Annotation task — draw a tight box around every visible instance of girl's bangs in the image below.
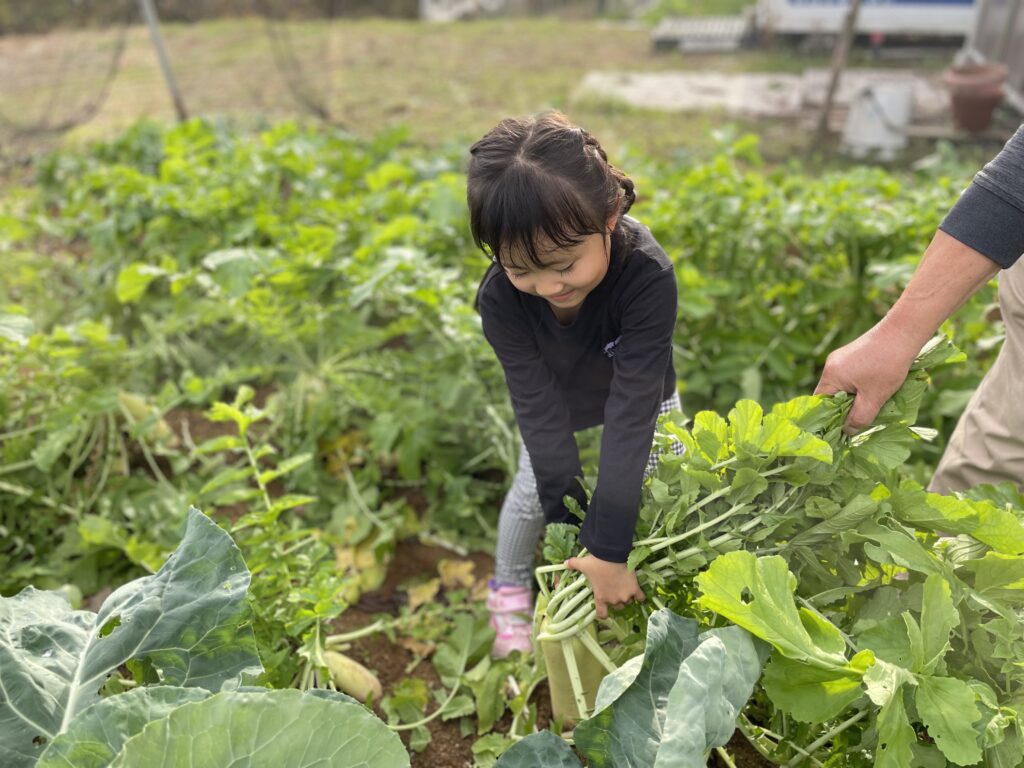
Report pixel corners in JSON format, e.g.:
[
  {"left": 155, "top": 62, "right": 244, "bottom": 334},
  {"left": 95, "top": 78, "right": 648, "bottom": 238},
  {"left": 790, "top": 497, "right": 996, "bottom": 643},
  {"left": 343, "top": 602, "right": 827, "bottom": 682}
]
[{"left": 480, "top": 169, "right": 603, "bottom": 271}]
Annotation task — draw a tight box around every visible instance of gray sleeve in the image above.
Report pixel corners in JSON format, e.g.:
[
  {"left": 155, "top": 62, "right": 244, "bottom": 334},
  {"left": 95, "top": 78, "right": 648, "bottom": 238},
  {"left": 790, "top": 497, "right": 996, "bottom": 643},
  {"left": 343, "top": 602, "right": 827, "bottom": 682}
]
[{"left": 939, "top": 124, "right": 1024, "bottom": 269}]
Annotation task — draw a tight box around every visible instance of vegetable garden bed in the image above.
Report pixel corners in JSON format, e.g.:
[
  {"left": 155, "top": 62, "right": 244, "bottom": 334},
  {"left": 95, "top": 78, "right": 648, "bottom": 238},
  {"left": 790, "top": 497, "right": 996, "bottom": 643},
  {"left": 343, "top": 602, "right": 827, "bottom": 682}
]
[{"left": 2, "top": 119, "right": 1019, "bottom": 767}]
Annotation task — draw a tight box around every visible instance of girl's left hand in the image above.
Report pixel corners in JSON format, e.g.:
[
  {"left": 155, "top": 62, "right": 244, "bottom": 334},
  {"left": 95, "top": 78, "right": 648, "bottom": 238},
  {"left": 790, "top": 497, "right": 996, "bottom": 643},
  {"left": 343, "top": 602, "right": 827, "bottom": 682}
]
[{"left": 564, "top": 555, "right": 645, "bottom": 620}]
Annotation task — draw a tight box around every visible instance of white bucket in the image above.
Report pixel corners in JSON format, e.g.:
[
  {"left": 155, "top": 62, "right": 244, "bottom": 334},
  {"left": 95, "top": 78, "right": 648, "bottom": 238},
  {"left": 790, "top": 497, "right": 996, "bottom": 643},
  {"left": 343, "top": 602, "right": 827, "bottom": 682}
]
[{"left": 841, "top": 83, "right": 914, "bottom": 161}]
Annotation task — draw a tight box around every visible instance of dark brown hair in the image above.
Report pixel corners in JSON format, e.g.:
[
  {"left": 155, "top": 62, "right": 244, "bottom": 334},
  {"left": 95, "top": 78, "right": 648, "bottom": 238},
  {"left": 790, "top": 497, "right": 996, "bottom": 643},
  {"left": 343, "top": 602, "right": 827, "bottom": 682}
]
[{"left": 467, "top": 112, "right": 635, "bottom": 270}]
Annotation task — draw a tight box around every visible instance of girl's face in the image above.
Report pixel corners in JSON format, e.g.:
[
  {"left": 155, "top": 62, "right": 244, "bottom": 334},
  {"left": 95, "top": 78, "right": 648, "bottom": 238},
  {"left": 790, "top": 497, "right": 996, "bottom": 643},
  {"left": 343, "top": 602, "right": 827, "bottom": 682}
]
[{"left": 502, "top": 218, "right": 616, "bottom": 310}]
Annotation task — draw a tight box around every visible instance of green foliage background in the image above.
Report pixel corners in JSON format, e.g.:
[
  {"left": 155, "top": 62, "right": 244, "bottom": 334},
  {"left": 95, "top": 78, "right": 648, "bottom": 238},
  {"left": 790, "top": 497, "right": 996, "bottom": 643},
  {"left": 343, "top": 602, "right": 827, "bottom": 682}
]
[{"left": 0, "top": 119, "right": 1001, "bottom": 697}]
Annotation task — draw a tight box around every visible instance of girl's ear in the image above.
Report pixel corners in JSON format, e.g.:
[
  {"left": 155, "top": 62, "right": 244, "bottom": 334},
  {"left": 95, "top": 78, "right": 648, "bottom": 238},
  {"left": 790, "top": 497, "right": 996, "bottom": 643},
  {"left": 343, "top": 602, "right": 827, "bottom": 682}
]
[{"left": 607, "top": 212, "right": 619, "bottom": 233}]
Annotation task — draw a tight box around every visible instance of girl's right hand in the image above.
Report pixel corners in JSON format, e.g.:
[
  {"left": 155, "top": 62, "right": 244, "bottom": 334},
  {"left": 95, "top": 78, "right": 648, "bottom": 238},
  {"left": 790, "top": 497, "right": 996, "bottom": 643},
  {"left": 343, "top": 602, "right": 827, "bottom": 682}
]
[{"left": 565, "top": 555, "right": 645, "bottom": 620}]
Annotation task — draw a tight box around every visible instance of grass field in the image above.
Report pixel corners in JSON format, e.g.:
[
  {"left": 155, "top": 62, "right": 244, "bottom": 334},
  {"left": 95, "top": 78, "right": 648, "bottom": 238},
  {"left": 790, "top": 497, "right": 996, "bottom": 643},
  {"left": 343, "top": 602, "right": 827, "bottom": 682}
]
[
  {"left": 0, "top": 15, "right": 1007, "bottom": 174},
  {"left": 0, "top": 15, "right": 975, "bottom": 165}
]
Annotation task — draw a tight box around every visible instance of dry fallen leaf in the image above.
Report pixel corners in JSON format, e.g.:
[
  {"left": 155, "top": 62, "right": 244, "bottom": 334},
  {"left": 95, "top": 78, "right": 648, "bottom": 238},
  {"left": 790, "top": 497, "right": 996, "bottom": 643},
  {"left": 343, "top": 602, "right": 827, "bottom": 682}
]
[
  {"left": 407, "top": 577, "right": 440, "bottom": 611},
  {"left": 398, "top": 637, "right": 436, "bottom": 658},
  {"left": 438, "top": 558, "right": 476, "bottom": 590}
]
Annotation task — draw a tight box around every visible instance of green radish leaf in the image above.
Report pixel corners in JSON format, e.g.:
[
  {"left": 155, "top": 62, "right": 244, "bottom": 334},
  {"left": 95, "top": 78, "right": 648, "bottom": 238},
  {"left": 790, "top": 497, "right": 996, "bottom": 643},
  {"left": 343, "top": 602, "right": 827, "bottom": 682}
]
[
  {"left": 628, "top": 545, "right": 653, "bottom": 572},
  {"left": 789, "top": 494, "right": 878, "bottom": 547},
  {"left": 727, "top": 400, "right": 763, "bottom": 450},
  {"left": 433, "top": 614, "right": 492, "bottom": 688},
  {"left": 469, "top": 661, "right": 511, "bottom": 735},
  {"left": 875, "top": 690, "right": 917, "bottom": 768},
  {"left": 693, "top": 411, "right": 729, "bottom": 463},
  {"left": 758, "top": 413, "right": 832, "bottom": 463},
  {"left": 192, "top": 435, "right": 244, "bottom": 455},
  {"left": 915, "top": 676, "right": 982, "bottom": 765},
  {"left": 257, "top": 452, "right": 313, "bottom": 484},
  {"left": 919, "top": 574, "right": 958, "bottom": 675},
  {"left": 857, "top": 615, "right": 915, "bottom": 670},
  {"left": 696, "top": 552, "right": 849, "bottom": 668},
  {"left": 267, "top": 494, "right": 317, "bottom": 515},
  {"left": 115, "top": 263, "right": 166, "bottom": 304},
  {"left": 862, "top": 659, "right": 918, "bottom": 707},
  {"left": 198, "top": 465, "right": 254, "bottom": 495},
  {"left": 761, "top": 650, "right": 872, "bottom": 722},
  {"left": 543, "top": 524, "right": 579, "bottom": 565},
  {"left": 727, "top": 467, "right": 768, "bottom": 505},
  {"left": 966, "top": 552, "right": 1024, "bottom": 596}
]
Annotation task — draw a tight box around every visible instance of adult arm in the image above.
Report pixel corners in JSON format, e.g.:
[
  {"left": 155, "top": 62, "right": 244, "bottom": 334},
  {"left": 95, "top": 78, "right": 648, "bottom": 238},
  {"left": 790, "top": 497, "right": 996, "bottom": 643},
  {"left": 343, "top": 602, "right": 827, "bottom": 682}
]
[
  {"left": 816, "top": 125, "right": 1024, "bottom": 431},
  {"left": 815, "top": 231, "right": 999, "bottom": 431}
]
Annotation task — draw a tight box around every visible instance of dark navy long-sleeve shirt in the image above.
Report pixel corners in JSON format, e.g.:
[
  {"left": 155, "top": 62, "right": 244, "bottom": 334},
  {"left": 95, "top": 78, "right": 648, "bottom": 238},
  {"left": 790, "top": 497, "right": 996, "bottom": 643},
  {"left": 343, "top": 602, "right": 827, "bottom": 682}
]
[
  {"left": 477, "top": 216, "right": 678, "bottom": 562},
  {"left": 940, "top": 124, "right": 1024, "bottom": 268}
]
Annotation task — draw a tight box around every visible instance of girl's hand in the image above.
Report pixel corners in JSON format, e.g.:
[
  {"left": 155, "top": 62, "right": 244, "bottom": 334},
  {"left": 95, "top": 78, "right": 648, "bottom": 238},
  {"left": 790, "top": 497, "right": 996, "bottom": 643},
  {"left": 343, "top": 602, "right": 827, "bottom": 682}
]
[{"left": 565, "top": 555, "right": 645, "bottom": 620}]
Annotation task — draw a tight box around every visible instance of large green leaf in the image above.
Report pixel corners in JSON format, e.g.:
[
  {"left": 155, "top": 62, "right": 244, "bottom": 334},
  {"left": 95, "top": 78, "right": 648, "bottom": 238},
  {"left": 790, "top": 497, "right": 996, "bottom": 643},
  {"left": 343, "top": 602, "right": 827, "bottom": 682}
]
[
  {"left": 573, "top": 611, "right": 765, "bottom": 768},
  {"left": 653, "top": 627, "right": 766, "bottom": 767},
  {"left": 0, "top": 312, "right": 35, "bottom": 344},
  {"left": 495, "top": 730, "right": 582, "bottom": 767},
  {"left": 0, "top": 508, "right": 261, "bottom": 768},
  {"left": 919, "top": 574, "right": 958, "bottom": 675},
  {"left": 696, "top": 552, "right": 849, "bottom": 669},
  {"left": 37, "top": 687, "right": 212, "bottom": 768},
  {"left": 875, "top": 690, "right": 916, "bottom": 768},
  {"left": 862, "top": 659, "right": 917, "bottom": 708},
  {"left": 762, "top": 650, "right": 873, "bottom": 722},
  {"left": 105, "top": 690, "right": 408, "bottom": 767},
  {"left": 890, "top": 488, "right": 1024, "bottom": 555},
  {"left": 574, "top": 611, "right": 701, "bottom": 767},
  {"left": 914, "top": 676, "right": 982, "bottom": 766},
  {"left": 966, "top": 553, "right": 1024, "bottom": 597}
]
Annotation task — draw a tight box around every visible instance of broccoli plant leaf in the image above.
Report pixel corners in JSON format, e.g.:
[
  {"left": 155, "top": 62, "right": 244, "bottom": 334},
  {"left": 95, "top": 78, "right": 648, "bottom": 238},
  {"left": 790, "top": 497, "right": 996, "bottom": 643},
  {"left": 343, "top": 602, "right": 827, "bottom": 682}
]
[
  {"left": 495, "top": 730, "right": 582, "bottom": 767},
  {"left": 0, "top": 507, "right": 262, "bottom": 768},
  {"left": 37, "top": 687, "right": 212, "bottom": 768},
  {"left": 573, "top": 611, "right": 765, "bottom": 768},
  {"left": 102, "top": 690, "right": 408, "bottom": 768}
]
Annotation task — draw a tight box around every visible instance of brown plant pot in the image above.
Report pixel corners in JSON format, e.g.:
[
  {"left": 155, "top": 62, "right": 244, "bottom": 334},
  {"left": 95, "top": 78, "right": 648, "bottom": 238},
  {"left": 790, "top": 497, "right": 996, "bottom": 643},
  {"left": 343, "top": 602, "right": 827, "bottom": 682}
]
[{"left": 943, "top": 62, "right": 1010, "bottom": 133}]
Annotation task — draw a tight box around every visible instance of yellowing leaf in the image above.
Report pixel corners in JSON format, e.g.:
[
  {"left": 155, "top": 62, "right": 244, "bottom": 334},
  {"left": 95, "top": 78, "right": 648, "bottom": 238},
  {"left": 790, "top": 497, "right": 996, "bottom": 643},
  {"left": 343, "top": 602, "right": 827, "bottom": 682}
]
[
  {"left": 438, "top": 559, "right": 476, "bottom": 591},
  {"left": 407, "top": 579, "right": 440, "bottom": 612}
]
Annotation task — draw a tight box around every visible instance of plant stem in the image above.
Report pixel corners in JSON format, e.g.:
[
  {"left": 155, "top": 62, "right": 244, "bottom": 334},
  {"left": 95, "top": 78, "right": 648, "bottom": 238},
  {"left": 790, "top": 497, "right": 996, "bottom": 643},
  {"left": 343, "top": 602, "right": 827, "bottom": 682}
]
[
  {"left": 715, "top": 747, "right": 737, "bottom": 768},
  {"left": 242, "top": 431, "right": 274, "bottom": 514},
  {"left": 390, "top": 681, "right": 462, "bottom": 731},
  {"left": 343, "top": 465, "right": 387, "bottom": 532},
  {"left": 326, "top": 618, "right": 392, "bottom": 645},
  {"left": 786, "top": 710, "right": 867, "bottom": 768}
]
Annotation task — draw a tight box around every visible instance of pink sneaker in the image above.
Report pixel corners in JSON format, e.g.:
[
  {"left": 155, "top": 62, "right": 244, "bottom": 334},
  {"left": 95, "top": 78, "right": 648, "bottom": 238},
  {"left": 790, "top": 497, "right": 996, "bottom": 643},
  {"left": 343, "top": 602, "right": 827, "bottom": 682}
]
[{"left": 487, "top": 580, "right": 534, "bottom": 658}]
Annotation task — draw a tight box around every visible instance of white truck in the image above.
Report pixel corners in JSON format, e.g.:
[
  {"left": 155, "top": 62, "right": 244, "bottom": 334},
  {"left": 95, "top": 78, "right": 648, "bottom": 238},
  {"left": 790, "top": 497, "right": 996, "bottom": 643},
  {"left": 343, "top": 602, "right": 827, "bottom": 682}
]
[{"left": 756, "top": 0, "right": 976, "bottom": 38}]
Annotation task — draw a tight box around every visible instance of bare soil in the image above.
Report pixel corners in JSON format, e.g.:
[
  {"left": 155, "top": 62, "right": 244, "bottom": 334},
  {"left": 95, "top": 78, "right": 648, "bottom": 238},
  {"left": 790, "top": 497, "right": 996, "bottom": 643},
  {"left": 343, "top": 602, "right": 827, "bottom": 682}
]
[{"left": 330, "top": 537, "right": 559, "bottom": 768}]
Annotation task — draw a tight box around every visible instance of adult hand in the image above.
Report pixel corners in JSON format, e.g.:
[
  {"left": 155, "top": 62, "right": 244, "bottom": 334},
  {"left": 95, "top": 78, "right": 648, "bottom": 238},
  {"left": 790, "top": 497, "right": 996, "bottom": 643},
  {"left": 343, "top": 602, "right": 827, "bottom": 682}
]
[
  {"left": 564, "top": 555, "right": 645, "bottom": 620},
  {"left": 814, "top": 320, "right": 921, "bottom": 434}
]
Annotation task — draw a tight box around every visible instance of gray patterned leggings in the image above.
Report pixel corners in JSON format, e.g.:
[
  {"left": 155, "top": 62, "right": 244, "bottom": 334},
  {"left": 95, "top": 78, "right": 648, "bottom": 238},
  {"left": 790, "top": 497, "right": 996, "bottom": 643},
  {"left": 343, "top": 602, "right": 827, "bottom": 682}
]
[{"left": 494, "top": 391, "right": 684, "bottom": 587}]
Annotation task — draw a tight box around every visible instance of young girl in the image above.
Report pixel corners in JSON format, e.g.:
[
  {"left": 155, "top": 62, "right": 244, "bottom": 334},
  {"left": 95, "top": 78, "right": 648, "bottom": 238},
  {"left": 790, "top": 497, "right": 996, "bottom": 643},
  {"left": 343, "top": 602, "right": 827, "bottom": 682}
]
[{"left": 468, "top": 112, "right": 682, "bottom": 657}]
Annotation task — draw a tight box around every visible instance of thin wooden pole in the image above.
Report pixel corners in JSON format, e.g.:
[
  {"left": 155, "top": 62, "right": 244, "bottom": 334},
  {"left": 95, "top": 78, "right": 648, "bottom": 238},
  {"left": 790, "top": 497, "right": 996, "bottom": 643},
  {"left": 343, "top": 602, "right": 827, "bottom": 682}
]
[
  {"left": 137, "top": 0, "right": 188, "bottom": 121},
  {"left": 996, "top": 0, "right": 1022, "bottom": 62},
  {"left": 813, "top": 0, "right": 863, "bottom": 150}
]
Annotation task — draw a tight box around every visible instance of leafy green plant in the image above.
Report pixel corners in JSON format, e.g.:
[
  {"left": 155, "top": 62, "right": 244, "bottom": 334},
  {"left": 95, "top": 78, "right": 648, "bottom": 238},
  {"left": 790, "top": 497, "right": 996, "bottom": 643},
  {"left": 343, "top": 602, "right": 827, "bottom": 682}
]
[
  {"left": 0, "top": 507, "right": 261, "bottom": 767},
  {"left": 531, "top": 338, "right": 1024, "bottom": 766},
  {"left": 35, "top": 687, "right": 410, "bottom": 768}
]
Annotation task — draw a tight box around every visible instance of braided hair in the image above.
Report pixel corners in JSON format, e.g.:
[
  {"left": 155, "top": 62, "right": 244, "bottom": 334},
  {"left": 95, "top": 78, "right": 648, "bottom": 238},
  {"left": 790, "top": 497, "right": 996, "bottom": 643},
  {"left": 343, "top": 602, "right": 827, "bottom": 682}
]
[{"left": 467, "top": 111, "right": 635, "bottom": 271}]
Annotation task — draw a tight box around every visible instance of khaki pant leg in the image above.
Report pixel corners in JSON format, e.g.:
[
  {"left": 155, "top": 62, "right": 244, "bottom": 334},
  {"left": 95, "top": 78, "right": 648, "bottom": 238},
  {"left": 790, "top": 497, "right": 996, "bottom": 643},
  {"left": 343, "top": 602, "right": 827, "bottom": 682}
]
[{"left": 930, "top": 258, "right": 1024, "bottom": 494}]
